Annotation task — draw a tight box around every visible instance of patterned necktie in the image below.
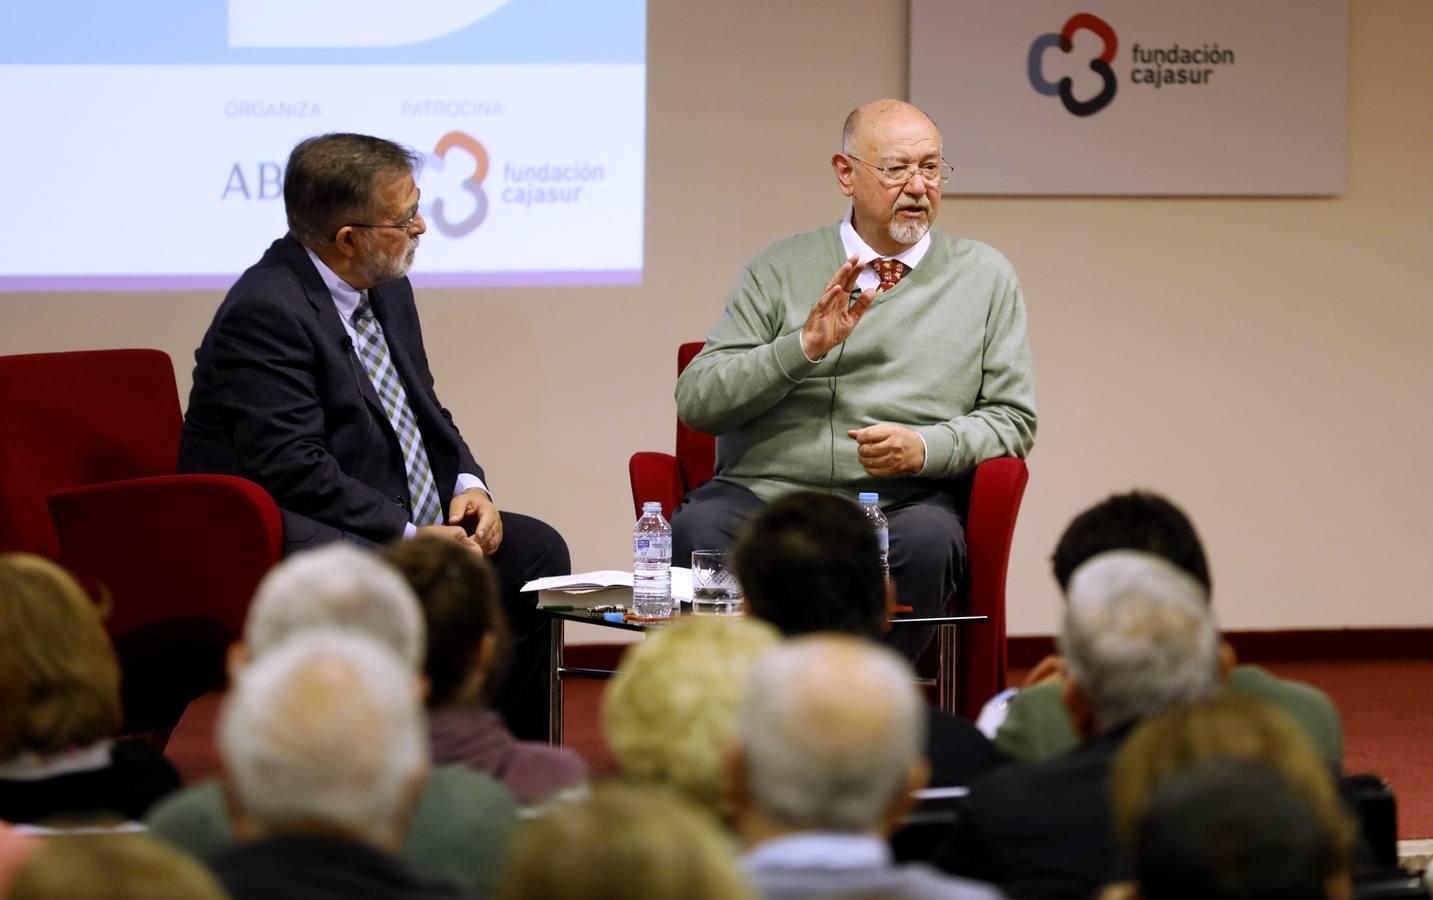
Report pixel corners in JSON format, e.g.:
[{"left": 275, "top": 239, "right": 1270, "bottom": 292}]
[
  {"left": 871, "top": 258, "right": 910, "bottom": 293},
  {"left": 350, "top": 295, "right": 443, "bottom": 526}
]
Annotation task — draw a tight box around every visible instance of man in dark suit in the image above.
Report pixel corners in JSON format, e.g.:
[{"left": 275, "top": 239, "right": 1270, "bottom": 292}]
[
  {"left": 732, "top": 491, "right": 1004, "bottom": 787},
  {"left": 934, "top": 551, "right": 1222, "bottom": 900},
  {"left": 179, "top": 132, "right": 568, "bottom": 739}
]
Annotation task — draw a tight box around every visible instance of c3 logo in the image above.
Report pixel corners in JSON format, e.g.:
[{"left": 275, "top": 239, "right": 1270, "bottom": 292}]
[
  {"left": 429, "top": 131, "right": 489, "bottom": 237},
  {"left": 1028, "top": 13, "right": 1119, "bottom": 117}
]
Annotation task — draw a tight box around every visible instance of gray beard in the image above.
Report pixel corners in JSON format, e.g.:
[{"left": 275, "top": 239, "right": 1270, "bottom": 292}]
[{"left": 888, "top": 216, "right": 931, "bottom": 246}]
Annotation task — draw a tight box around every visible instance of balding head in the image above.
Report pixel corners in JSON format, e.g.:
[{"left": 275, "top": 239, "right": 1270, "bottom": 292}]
[
  {"left": 218, "top": 629, "right": 428, "bottom": 847},
  {"left": 736, "top": 635, "right": 926, "bottom": 834},
  {"left": 1061, "top": 551, "right": 1222, "bottom": 735},
  {"left": 242, "top": 544, "right": 424, "bottom": 670},
  {"left": 841, "top": 99, "right": 939, "bottom": 156}
]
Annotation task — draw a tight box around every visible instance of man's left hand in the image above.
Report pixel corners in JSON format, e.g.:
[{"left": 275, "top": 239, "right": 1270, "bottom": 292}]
[
  {"left": 449, "top": 488, "right": 503, "bottom": 555},
  {"left": 848, "top": 424, "right": 926, "bottom": 477}
]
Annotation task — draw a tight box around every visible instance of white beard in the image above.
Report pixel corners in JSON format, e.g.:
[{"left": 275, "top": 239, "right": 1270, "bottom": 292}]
[{"left": 888, "top": 215, "right": 931, "bottom": 246}]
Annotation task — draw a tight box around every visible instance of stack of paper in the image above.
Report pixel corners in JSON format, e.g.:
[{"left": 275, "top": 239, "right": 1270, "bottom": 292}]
[{"left": 523, "top": 569, "right": 694, "bottom": 609}]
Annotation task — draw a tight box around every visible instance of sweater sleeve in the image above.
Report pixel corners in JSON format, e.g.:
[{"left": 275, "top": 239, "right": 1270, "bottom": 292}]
[
  {"left": 916, "top": 277, "right": 1037, "bottom": 477},
  {"left": 675, "top": 264, "right": 821, "bottom": 435}
]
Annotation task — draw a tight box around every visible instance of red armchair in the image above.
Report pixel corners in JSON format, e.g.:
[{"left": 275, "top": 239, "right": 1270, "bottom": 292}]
[
  {"left": 0, "top": 349, "right": 282, "bottom": 743},
  {"left": 629, "top": 342, "right": 1029, "bottom": 718}
]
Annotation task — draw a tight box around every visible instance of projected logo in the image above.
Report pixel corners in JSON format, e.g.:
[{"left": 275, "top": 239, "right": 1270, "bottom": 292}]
[
  {"left": 1028, "top": 13, "right": 1119, "bottom": 117},
  {"left": 427, "top": 132, "right": 490, "bottom": 238}
]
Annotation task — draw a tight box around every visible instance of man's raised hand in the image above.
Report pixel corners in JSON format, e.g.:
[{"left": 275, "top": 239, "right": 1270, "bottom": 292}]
[{"left": 801, "top": 255, "right": 875, "bottom": 360}]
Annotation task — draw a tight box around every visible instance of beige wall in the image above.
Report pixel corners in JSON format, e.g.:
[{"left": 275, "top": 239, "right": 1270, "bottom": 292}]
[{"left": 3, "top": 0, "right": 1429, "bottom": 635}]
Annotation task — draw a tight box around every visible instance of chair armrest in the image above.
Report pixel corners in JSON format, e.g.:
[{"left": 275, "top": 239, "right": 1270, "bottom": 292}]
[
  {"left": 629, "top": 452, "right": 686, "bottom": 521},
  {"left": 47, "top": 474, "right": 282, "bottom": 641}
]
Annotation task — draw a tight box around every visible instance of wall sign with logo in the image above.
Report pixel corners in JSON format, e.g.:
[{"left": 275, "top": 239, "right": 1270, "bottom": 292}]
[{"left": 910, "top": 1, "right": 1346, "bottom": 195}]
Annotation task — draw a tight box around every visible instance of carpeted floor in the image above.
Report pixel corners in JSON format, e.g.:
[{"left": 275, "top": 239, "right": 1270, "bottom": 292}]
[{"left": 165, "top": 657, "right": 1433, "bottom": 839}]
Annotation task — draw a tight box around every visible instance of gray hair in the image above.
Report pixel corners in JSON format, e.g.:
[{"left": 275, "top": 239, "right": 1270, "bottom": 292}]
[
  {"left": 1060, "top": 550, "right": 1221, "bottom": 734},
  {"left": 244, "top": 544, "right": 424, "bottom": 670},
  {"left": 218, "top": 629, "right": 427, "bottom": 841},
  {"left": 738, "top": 635, "right": 926, "bottom": 832},
  {"left": 284, "top": 132, "right": 421, "bottom": 247}
]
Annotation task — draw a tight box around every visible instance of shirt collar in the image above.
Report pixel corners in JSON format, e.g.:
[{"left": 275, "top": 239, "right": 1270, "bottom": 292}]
[
  {"left": 838, "top": 209, "right": 931, "bottom": 270},
  {"left": 743, "top": 831, "right": 891, "bottom": 872},
  {"left": 304, "top": 245, "right": 367, "bottom": 323}
]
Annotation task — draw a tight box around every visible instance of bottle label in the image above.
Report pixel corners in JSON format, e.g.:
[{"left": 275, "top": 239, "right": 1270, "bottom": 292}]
[{"left": 634, "top": 535, "right": 672, "bottom": 560}]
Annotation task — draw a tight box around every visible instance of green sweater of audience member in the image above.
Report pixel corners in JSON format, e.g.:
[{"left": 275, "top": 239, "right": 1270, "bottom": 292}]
[
  {"left": 994, "top": 664, "right": 1345, "bottom": 770},
  {"left": 144, "top": 766, "right": 516, "bottom": 895},
  {"left": 676, "top": 224, "right": 1037, "bottom": 504}
]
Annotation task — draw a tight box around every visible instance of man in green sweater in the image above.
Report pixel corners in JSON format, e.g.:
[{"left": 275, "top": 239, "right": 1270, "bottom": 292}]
[
  {"left": 673, "top": 99, "right": 1037, "bottom": 657},
  {"left": 992, "top": 490, "right": 1344, "bottom": 770}
]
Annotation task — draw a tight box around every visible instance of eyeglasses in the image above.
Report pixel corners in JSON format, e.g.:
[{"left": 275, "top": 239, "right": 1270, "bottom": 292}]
[
  {"left": 344, "top": 212, "right": 422, "bottom": 237},
  {"left": 845, "top": 155, "right": 955, "bottom": 187}
]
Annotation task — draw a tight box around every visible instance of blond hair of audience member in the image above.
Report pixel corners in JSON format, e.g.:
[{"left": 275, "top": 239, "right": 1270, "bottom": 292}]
[
  {"left": 0, "top": 554, "right": 120, "bottom": 758},
  {"left": 1060, "top": 551, "right": 1222, "bottom": 737},
  {"left": 730, "top": 635, "right": 928, "bottom": 838},
  {"left": 602, "top": 617, "right": 781, "bottom": 820},
  {"left": 218, "top": 629, "right": 428, "bottom": 849},
  {"left": 7, "top": 832, "right": 229, "bottom": 900},
  {"left": 1111, "top": 694, "right": 1356, "bottom": 863},
  {"left": 238, "top": 543, "right": 424, "bottom": 669},
  {"left": 496, "top": 782, "right": 754, "bottom": 900}
]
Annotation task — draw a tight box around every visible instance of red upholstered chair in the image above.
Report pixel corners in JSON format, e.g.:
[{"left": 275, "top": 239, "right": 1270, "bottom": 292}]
[
  {"left": 0, "top": 349, "right": 282, "bottom": 745},
  {"left": 629, "top": 341, "right": 1029, "bottom": 718}
]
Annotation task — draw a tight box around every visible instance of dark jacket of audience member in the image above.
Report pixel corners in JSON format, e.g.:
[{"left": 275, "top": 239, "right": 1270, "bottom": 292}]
[
  {"left": 0, "top": 554, "right": 179, "bottom": 824},
  {"left": 383, "top": 538, "right": 587, "bottom": 805},
  {"left": 733, "top": 492, "right": 1004, "bottom": 787}
]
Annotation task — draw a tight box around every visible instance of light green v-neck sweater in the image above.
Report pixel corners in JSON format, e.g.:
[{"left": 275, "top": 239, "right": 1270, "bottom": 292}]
[{"left": 676, "top": 224, "right": 1037, "bottom": 504}]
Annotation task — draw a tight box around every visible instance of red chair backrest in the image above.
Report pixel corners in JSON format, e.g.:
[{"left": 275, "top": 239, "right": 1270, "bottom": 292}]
[
  {"left": 674, "top": 341, "right": 715, "bottom": 489},
  {"left": 0, "top": 349, "right": 182, "bottom": 558}
]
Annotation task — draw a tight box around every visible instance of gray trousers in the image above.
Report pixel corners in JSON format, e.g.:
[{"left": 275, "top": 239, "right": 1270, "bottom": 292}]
[{"left": 670, "top": 479, "right": 967, "bottom": 661}]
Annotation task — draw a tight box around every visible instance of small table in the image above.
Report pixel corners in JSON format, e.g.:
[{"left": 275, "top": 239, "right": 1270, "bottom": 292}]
[{"left": 545, "top": 607, "right": 987, "bottom": 745}]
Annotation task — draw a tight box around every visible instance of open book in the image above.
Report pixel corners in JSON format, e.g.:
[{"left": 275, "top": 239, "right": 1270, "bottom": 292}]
[{"left": 523, "top": 568, "right": 694, "bottom": 609}]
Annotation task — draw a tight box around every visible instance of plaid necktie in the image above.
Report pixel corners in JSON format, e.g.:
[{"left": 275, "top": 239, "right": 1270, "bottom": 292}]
[
  {"left": 872, "top": 258, "right": 910, "bottom": 293},
  {"left": 351, "top": 295, "right": 443, "bottom": 526}
]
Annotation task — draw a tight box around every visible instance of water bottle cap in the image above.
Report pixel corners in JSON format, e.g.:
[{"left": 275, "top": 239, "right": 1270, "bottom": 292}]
[
  {"left": 857, "top": 492, "right": 878, "bottom": 504},
  {"left": 642, "top": 501, "right": 662, "bottom": 511}
]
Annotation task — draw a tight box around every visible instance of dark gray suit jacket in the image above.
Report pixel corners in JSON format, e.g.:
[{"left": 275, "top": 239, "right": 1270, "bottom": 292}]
[{"left": 179, "top": 236, "right": 481, "bottom": 551}]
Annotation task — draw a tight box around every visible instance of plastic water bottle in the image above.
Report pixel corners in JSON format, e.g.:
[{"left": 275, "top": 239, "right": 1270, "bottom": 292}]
[
  {"left": 858, "top": 492, "right": 891, "bottom": 583},
  {"left": 632, "top": 501, "right": 673, "bottom": 617}
]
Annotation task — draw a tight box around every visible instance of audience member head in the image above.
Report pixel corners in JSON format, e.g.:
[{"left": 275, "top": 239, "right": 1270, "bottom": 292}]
[
  {"left": 1112, "top": 694, "right": 1354, "bottom": 864},
  {"left": 1059, "top": 551, "right": 1220, "bottom": 737},
  {"left": 218, "top": 629, "right": 428, "bottom": 850},
  {"left": 6, "top": 832, "right": 229, "bottom": 900},
  {"left": 383, "top": 536, "right": 510, "bottom": 709},
  {"left": 497, "top": 783, "right": 754, "bottom": 900},
  {"left": 240, "top": 543, "right": 423, "bottom": 670},
  {"left": 0, "top": 554, "right": 121, "bottom": 760},
  {"left": 733, "top": 492, "right": 886, "bottom": 639},
  {"left": 602, "top": 617, "right": 780, "bottom": 820},
  {"left": 284, "top": 132, "right": 420, "bottom": 249},
  {"left": 1130, "top": 759, "right": 1352, "bottom": 900},
  {"left": 730, "top": 635, "right": 927, "bottom": 841},
  {"left": 1052, "top": 490, "right": 1211, "bottom": 597}
]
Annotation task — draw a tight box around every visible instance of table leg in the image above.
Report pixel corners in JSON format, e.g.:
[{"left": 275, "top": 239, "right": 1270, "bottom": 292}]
[
  {"left": 937, "top": 623, "right": 956, "bottom": 714},
  {"left": 548, "top": 615, "right": 564, "bottom": 746}
]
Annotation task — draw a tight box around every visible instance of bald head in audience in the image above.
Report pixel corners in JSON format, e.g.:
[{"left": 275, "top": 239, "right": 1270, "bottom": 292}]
[
  {"left": 730, "top": 635, "right": 928, "bottom": 840},
  {"left": 218, "top": 630, "right": 428, "bottom": 850}
]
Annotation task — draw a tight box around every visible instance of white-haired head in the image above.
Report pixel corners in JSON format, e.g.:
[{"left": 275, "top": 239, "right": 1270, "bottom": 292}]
[
  {"left": 218, "top": 629, "right": 428, "bottom": 846},
  {"left": 737, "top": 635, "right": 926, "bottom": 833},
  {"left": 243, "top": 544, "right": 424, "bottom": 670},
  {"left": 1060, "top": 550, "right": 1221, "bottom": 734}
]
